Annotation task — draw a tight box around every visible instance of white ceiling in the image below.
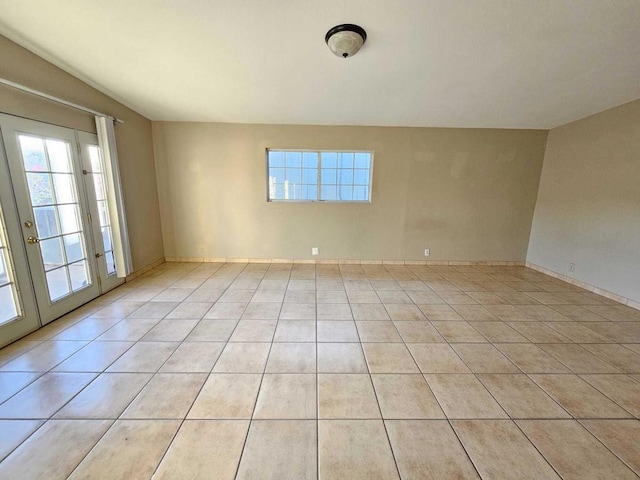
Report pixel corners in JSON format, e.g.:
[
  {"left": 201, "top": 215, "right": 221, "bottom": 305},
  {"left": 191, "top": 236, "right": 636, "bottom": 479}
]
[{"left": 1, "top": 0, "right": 639, "bottom": 128}]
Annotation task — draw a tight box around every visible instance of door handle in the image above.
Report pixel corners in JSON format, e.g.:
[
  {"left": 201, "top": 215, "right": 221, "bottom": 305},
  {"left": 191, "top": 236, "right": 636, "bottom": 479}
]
[{"left": 26, "top": 236, "right": 40, "bottom": 244}]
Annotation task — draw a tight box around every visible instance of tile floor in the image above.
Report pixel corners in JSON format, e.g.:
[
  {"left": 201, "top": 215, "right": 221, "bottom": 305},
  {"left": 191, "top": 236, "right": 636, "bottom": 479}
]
[{"left": 0, "top": 262, "right": 639, "bottom": 479}]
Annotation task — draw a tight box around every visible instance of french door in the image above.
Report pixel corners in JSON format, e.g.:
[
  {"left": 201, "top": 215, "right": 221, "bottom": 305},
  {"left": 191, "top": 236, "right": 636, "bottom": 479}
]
[{"left": 0, "top": 113, "right": 123, "bottom": 343}]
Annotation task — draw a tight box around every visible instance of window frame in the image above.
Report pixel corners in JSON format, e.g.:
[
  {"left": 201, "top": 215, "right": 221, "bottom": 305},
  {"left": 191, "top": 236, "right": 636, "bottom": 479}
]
[{"left": 265, "top": 149, "right": 374, "bottom": 203}]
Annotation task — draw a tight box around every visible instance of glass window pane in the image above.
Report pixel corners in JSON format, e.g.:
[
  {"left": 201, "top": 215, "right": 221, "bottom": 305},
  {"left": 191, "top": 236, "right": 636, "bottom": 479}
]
[
  {"left": 355, "top": 153, "right": 371, "bottom": 169},
  {"left": 285, "top": 152, "right": 302, "bottom": 168},
  {"left": 269, "top": 168, "right": 285, "bottom": 184},
  {"left": 97, "top": 200, "right": 110, "bottom": 226},
  {"left": 354, "top": 169, "right": 369, "bottom": 185},
  {"left": 285, "top": 169, "right": 301, "bottom": 184},
  {"left": 302, "top": 169, "right": 317, "bottom": 184},
  {"left": 0, "top": 285, "right": 18, "bottom": 325},
  {"left": 88, "top": 146, "right": 102, "bottom": 172},
  {"left": 321, "top": 185, "right": 337, "bottom": 201},
  {"left": 69, "top": 261, "right": 89, "bottom": 291},
  {"left": 34, "top": 206, "right": 59, "bottom": 238},
  {"left": 274, "top": 183, "right": 285, "bottom": 199},
  {"left": 101, "top": 226, "right": 112, "bottom": 252},
  {"left": 321, "top": 152, "right": 337, "bottom": 168},
  {"left": 46, "top": 139, "right": 72, "bottom": 172},
  {"left": 353, "top": 186, "right": 369, "bottom": 201},
  {"left": 63, "top": 233, "right": 84, "bottom": 263},
  {"left": 269, "top": 151, "right": 285, "bottom": 168},
  {"left": 92, "top": 174, "right": 105, "bottom": 201},
  {"left": 40, "top": 237, "right": 65, "bottom": 270},
  {"left": 58, "top": 204, "right": 80, "bottom": 234},
  {"left": 0, "top": 250, "right": 7, "bottom": 286},
  {"left": 105, "top": 251, "right": 116, "bottom": 275},
  {"left": 52, "top": 174, "right": 76, "bottom": 204},
  {"left": 338, "top": 169, "right": 354, "bottom": 185},
  {"left": 338, "top": 152, "right": 354, "bottom": 169},
  {"left": 302, "top": 152, "right": 318, "bottom": 168},
  {"left": 301, "top": 185, "right": 318, "bottom": 200},
  {"left": 321, "top": 168, "right": 337, "bottom": 184},
  {"left": 46, "top": 267, "right": 70, "bottom": 301},
  {"left": 339, "top": 186, "right": 353, "bottom": 201},
  {"left": 26, "top": 173, "right": 54, "bottom": 206},
  {"left": 19, "top": 135, "right": 47, "bottom": 171}
]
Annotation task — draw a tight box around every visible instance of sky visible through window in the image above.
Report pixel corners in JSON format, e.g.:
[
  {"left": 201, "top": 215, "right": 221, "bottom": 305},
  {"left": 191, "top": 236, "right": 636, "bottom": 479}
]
[{"left": 267, "top": 150, "right": 371, "bottom": 202}]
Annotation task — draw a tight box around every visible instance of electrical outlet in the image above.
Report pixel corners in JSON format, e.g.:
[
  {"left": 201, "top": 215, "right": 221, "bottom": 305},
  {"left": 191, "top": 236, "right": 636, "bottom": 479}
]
[
  {"left": 424, "top": 248, "right": 430, "bottom": 256},
  {"left": 312, "top": 247, "right": 319, "bottom": 256},
  {"left": 568, "top": 263, "right": 575, "bottom": 272}
]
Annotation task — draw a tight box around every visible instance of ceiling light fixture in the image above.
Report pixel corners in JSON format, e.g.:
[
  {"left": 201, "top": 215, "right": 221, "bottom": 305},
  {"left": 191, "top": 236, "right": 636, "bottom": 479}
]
[{"left": 325, "top": 24, "right": 367, "bottom": 58}]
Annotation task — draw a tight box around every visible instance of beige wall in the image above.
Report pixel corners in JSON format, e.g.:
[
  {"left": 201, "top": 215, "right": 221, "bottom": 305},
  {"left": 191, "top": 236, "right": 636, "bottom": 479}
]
[
  {"left": 0, "top": 35, "right": 164, "bottom": 271},
  {"left": 153, "top": 122, "right": 547, "bottom": 262},
  {"left": 527, "top": 99, "right": 640, "bottom": 304}
]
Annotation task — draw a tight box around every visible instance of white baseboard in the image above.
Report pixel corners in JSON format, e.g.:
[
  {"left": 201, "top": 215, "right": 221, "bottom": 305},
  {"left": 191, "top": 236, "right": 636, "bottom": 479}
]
[
  {"left": 164, "top": 257, "right": 525, "bottom": 266},
  {"left": 125, "top": 257, "right": 166, "bottom": 282}
]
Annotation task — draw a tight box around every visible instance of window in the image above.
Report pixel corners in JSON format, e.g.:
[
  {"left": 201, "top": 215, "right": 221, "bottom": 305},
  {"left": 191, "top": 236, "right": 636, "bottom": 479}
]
[{"left": 267, "top": 150, "right": 372, "bottom": 202}]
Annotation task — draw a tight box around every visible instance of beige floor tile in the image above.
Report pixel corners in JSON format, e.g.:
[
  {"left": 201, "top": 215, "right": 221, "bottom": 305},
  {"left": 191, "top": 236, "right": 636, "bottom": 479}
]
[
  {"left": 53, "top": 341, "right": 133, "bottom": 372},
  {"left": 496, "top": 343, "right": 571, "bottom": 373},
  {"left": 160, "top": 342, "right": 225, "bottom": 372},
  {"left": 265, "top": 342, "right": 315, "bottom": 373},
  {"left": 432, "top": 321, "right": 487, "bottom": 342},
  {"left": 347, "top": 290, "right": 381, "bottom": 304},
  {"left": 544, "top": 322, "right": 611, "bottom": 343},
  {"left": 517, "top": 419, "right": 637, "bottom": 480},
  {"left": 507, "top": 322, "right": 571, "bottom": 343},
  {"left": 56, "top": 373, "right": 151, "bottom": 419},
  {"left": 469, "top": 322, "right": 529, "bottom": 342},
  {"left": 204, "top": 302, "right": 247, "bottom": 320},
  {"left": 377, "top": 290, "right": 412, "bottom": 304},
  {"left": 155, "top": 420, "right": 249, "bottom": 479},
  {"left": 52, "top": 317, "right": 124, "bottom": 341},
  {"left": 91, "top": 301, "right": 144, "bottom": 319},
  {"left": 484, "top": 304, "right": 533, "bottom": 320},
  {"left": 580, "top": 419, "right": 640, "bottom": 476},
  {"left": 186, "top": 319, "right": 238, "bottom": 341},
  {"left": 356, "top": 321, "right": 402, "bottom": 342},
  {"left": 0, "top": 419, "right": 43, "bottom": 461},
  {"left": 121, "top": 373, "right": 206, "bottom": 419},
  {"left": 0, "top": 372, "right": 96, "bottom": 419},
  {"left": 452, "top": 420, "right": 560, "bottom": 479},
  {"left": 141, "top": 319, "right": 199, "bottom": 342},
  {"left": 106, "top": 341, "right": 179, "bottom": 372},
  {"left": 273, "top": 320, "right": 316, "bottom": 342},
  {"left": 128, "top": 301, "right": 179, "bottom": 319},
  {"left": 317, "top": 290, "right": 348, "bottom": 304},
  {"left": 0, "top": 419, "right": 112, "bottom": 479},
  {"left": 165, "top": 301, "right": 212, "bottom": 319},
  {"left": 452, "top": 304, "right": 500, "bottom": 321},
  {"left": 351, "top": 303, "right": 390, "bottom": 320},
  {"left": 213, "top": 342, "right": 271, "bottom": 373},
  {"left": 407, "top": 291, "right": 445, "bottom": 304},
  {"left": 151, "top": 288, "right": 194, "bottom": 302},
  {"left": 385, "top": 420, "right": 479, "bottom": 479},
  {"left": 418, "top": 304, "right": 463, "bottom": 321},
  {"left": 318, "top": 374, "right": 380, "bottom": 419},
  {"left": 284, "top": 290, "right": 316, "bottom": 304},
  {"left": 579, "top": 322, "right": 640, "bottom": 343},
  {"left": 372, "top": 374, "right": 444, "bottom": 419},
  {"left": 0, "top": 341, "right": 43, "bottom": 367},
  {"left": 478, "top": 374, "right": 570, "bottom": 418},
  {"left": 253, "top": 374, "right": 316, "bottom": 419},
  {"left": 229, "top": 320, "right": 277, "bottom": 342},
  {"left": 363, "top": 343, "right": 419, "bottom": 373},
  {"left": 384, "top": 304, "right": 426, "bottom": 321},
  {"left": 241, "top": 302, "right": 281, "bottom": 320},
  {"left": 0, "top": 372, "right": 41, "bottom": 403},
  {"left": 581, "top": 374, "right": 640, "bottom": 417},
  {"left": 237, "top": 420, "right": 317, "bottom": 479},
  {"left": 319, "top": 420, "right": 399, "bottom": 479},
  {"left": 531, "top": 374, "right": 632, "bottom": 418},
  {"left": 69, "top": 420, "right": 180, "bottom": 480},
  {"left": 425, "top": 374, "right": 507, "bottom": 419},
  {"left": 188, "top": 374, "right": 261, "bottom": 419},
  {"left": 0, "top": 340, "right": 88, "bottom": 372},
  {"left": 218, "top": 289, "right": 256, "bottom": 303},
  {"left": 580, "top": 344, "right": 640, "bottom": 373},
  {"left": 392, "top": 321, "right": 444, "bottom": 342},
  {"left": 95, "top": 318, "right": 160, "bottom": 341},
  {"left": 317, "top": 320, "right": 359, "bottom": 342},
  {"left": 317, "top": 343, "right": 368, "bottom": 373},
  {"left": 623, "top": 344, "right": 640, "bottom": 355},
  {"left": 452, "top": 344, "right": 520, "bottom": 373},
  {"left": 317, "top": 303, "right": 354, "bottom": 320},
  {"left": 538, "top": 344, "right": 621, "bottom": 374},
  {"left": 408, "top": 343, "right": 471, "bottom": 373},
  {"left": 279, "top": 303, "right": 316, "bottom": 320},
  {"left": 251, "top": 289, "right": 285, "bottom": 303}
]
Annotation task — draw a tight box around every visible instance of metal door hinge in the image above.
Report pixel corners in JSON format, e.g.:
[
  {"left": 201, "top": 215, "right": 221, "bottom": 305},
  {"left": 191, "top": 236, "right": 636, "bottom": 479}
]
[{"left": 87, "top": 212, "right": 92, "bottom": 223}]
